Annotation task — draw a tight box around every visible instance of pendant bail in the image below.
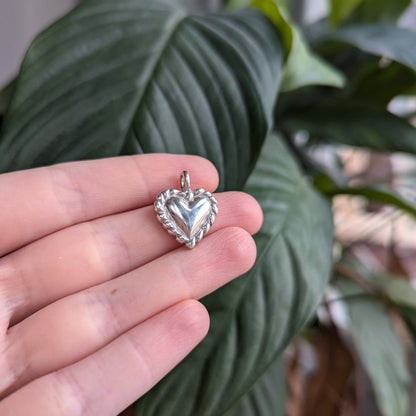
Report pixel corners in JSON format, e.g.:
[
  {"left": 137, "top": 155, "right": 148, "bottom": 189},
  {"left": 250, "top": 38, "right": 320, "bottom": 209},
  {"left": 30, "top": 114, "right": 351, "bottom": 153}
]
[{"left": 180, "top": 171, "right": 191, "bottom": 193}]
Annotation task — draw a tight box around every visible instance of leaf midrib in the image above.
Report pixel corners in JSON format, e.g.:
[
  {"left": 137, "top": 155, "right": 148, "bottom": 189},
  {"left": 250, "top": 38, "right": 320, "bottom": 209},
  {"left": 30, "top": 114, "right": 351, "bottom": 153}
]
[
  {"left": 213, "top": 178, "right": 306, "bottom": 415},
  {"left": 125, "top": 9, "right": 186, "bottom": 149}
]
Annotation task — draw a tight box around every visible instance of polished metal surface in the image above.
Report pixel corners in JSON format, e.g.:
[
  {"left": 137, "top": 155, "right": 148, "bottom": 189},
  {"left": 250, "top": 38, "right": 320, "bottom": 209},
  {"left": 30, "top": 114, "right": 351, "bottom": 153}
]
[
  {"left": 166, "top": 196, "right": 211, "bottom": 239},
  {"left": 154, "top": 171, "right": 218, "bottom": 248}
]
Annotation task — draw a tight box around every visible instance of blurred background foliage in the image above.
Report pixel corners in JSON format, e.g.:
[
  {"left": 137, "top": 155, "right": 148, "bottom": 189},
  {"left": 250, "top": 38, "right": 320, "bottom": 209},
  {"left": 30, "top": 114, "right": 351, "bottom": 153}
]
[{"left": 1, "top": 0, "right": 416, "bottom": 415}]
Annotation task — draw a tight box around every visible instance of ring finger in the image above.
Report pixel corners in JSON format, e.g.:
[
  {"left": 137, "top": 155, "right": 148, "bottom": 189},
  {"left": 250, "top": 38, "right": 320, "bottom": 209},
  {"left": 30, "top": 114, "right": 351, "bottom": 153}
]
[{"left": 5, "top": 227, "right": 256, "bottom": 395}]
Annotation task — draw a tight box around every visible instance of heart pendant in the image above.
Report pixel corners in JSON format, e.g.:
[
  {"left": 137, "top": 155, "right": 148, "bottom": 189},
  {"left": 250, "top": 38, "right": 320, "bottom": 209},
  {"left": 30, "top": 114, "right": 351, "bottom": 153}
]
[{"left": 154, "top": 171, "right": 218, "bottom": 248}]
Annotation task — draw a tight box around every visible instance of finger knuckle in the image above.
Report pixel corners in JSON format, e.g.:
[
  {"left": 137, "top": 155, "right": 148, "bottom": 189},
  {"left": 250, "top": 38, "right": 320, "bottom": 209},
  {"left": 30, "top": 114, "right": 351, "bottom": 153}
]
[
  {"left": 220, "top": 227, "right": 256, "bottom": 268},
  {"left": 175, "top": 300, "right": 210, "bottom": 339}
]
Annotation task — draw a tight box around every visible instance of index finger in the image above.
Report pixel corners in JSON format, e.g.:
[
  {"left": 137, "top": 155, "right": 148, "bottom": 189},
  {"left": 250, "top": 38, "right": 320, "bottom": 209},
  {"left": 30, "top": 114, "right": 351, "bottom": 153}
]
[{"left": 0, "top": 154, "right": 218, "bottom": 256}]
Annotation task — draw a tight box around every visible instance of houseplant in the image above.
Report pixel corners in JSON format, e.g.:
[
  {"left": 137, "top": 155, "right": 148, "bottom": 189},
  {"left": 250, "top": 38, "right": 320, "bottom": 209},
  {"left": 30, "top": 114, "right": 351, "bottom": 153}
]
[{"left": 1, "top": 0, "right": 416, "bottom": 414}]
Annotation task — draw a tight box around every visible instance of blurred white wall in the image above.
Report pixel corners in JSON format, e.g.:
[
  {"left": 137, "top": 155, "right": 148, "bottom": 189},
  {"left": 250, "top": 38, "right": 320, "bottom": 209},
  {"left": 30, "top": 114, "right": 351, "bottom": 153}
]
[
  {"left": 304, "top": 0, "right": 328, "bottom": 23},
  {"left": 0, "top": 0, "right": 77, "bottom": 86}
]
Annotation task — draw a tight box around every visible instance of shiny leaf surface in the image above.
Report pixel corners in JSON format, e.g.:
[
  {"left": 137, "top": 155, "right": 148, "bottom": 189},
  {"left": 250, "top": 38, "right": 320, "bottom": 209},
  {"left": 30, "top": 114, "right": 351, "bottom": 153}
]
[
  {"left": 252, "top": 0, "right": 345, "bottom": 91},
  {"left": 326, "top": 24, "right": 416, "bottom": 72},
  {"left": 330, "top": 0, "right": 364, "bottom": 26},
  {"left": 280, "top": 25, "right": 346, "bottom": 92},
  {"left": 135, "top": 134, "right": 333, "bottom": 415},
  {"left": 330, "top": 0, "right": 410, "bottom": 26},
  {"left": 347, "top": 61, "right": 416, "bottom": 106},
  {"left": 349, "top": 0, "right": 411, "bottom": 24},
  {"left": 315, "top": 177, "right": 416, "bottom": 218},
  {"left": 227, "top": 359, "right": 286, "bottom": 416},
  {"left": 0, "top": 0, "right": 284, "bottom": 190},
  {"left": 284, "top": 101, "right": 416, "bottom": 154}
]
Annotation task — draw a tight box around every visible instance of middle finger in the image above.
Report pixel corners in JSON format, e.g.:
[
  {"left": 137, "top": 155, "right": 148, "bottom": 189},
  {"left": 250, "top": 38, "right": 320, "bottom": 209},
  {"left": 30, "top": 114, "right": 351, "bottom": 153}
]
[{"left": 4, "top": 191, "right": 262, "bottom": 325}]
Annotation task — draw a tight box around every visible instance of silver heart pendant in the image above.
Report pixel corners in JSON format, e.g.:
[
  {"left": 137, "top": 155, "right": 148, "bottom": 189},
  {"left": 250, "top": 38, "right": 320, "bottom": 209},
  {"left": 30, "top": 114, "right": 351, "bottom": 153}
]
[{"left": 154, "top": 171, "right": 218, "bottom": 248}]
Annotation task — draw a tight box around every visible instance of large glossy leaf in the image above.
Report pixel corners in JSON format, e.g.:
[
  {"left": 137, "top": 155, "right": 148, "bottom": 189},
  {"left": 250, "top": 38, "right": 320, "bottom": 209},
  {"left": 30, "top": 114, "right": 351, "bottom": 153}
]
[
  {"left": 314, "top": 175, "right": 416, "bottom": 218},
  {"left": 330, "top": 0, "right": 364, "bottom": 26},
  {"left": 349, "top": 0, "right": 411, "bottom": 24},
  {"left": 280, "top": 25, "right": 346, "bottom": 92},
  {"left": 134, "top": 134, "right": 333, "bottom": 415},
  {"left": 351, "top": 269, "right": 416, "bottom": 343},
  {"left": 284, "top": 101, "right": 416, "bottom": 154},
  {"left": 227, "top": 359, "right": 286, "bottom": 416},
  {"left": 251, "top": 0, "right": 345, "bottom": 92},
  {"left": 347, "top": 61, "right": 416, "bottom": 106},
  {"left": 0, "top": 79, "right": 15, "bottom": 117},
  {"left": 228, "top": 0, "right": 345, "bottom": 92},
  {"left": 336, "top": 278, "right": 411, "bottom": 416},
  {"left": 330, "top": 0, "right": 411, "bottom": 26},
  {"left": 250, "top": 0, "right": 293, "bottom": 54},
  {"left": 0, "top": 0, "right": 284, "bottom": 191},
  {"left": 381, "top": 277, "right": 416, "bottom": 342},
  {"left": 325, "top": 24, "right": 416, "bottom": 72},
  {"left": 0, "top": 79, "right": 16, "bottom": 132},
  {"left": 228, "top": 0, "right": 289, "bottom": 18},
  {"left": 178, "top": 0, "right": 221, "bottom": 13}
]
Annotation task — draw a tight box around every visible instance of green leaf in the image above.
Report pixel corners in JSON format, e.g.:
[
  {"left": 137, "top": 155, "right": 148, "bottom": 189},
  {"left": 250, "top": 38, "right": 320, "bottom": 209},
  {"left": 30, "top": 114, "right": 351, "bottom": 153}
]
[
  {"left": 0, "top": 79, "right": 16, "bottom": 132},
  {"left": 347, "top": 60, "right": 416, "bottom": 106},
  {"left": 326, "top": 24, "right": 416, "bottom": 72},
  {"left": 250, "top": 0, "right": 292, "bottom": 54},
  {"left": 227, "top": 359, "right": 286, "bottom": 416},
  {"left": 359, "top": 272, "right": 416, "bottom": 342},
  {"left": 316, "top": 178, "right": 416, "bottom": 218},
  {"left": 227, "top": 0, "right": 252, "bottom": 8},
  {"left": 336, "top": 278, "right": 411, "bottom": 416},
  {"left": 228, "top": 0, "right": 292, "bottom": 55},
  {"left": 0, "top": 79, "right": 16, "bottom": 117},
  {"left": 0, "top": 0, "right": 284, "bottom": 191},
  {"left": 349, "top": 0, "right": 411, "bottom": 24},
  {"left": 228, "top": 0, "right": 289, "bottom": 15},
  {"left": 284, "top": 101, "right": 416, "bottom": 154},
  {"left": 250, "top": 0, "right": 345, "bottom": 91},
  {"left": 134, "top": 134, "right": 333, "bottom": 415},
  {"left": 330, "top": 0, "right": 410, "bottom": 26},
  {"left": 371, "top": 274, "right": 416, "bottom": 311},
  {"left": 401, "top": 312, "right": 416, "bottom": 341},
  {"left": 337, "top": 259, "right": 416, "bottom": 345},
  {"left": 330, "top": 0, "right": 364, "bottom": 27},
  {"left": 280, "top": 26, "right": 346, "bottom": 92}
]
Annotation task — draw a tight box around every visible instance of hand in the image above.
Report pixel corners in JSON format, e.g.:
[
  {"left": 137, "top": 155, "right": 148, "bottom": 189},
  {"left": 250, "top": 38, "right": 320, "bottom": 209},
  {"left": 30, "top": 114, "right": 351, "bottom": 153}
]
[{"left": 0, "top": 154, "right": 262, "bottom": 415}]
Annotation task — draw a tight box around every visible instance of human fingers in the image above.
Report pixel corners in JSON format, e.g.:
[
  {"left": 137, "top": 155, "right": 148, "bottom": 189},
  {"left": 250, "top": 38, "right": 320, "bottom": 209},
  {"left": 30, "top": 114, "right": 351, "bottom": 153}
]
[
  {"left": 5, "top": 228, "right": 255, "bottom": 395},
  {"left": 5, "top": 192, "right": 262, "bottom": 325},
  {"left": 0, "top": 154, "right": 218, "bottom": 256},
  {"left": 0, "top": 300, "right": 208, "bottom": 416}
]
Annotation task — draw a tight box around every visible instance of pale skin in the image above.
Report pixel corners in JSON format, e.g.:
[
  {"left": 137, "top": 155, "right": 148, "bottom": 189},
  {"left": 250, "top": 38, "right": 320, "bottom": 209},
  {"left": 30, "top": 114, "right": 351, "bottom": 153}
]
[{"left": 0, "top": 154, "right": 262, "bottom": 415}]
